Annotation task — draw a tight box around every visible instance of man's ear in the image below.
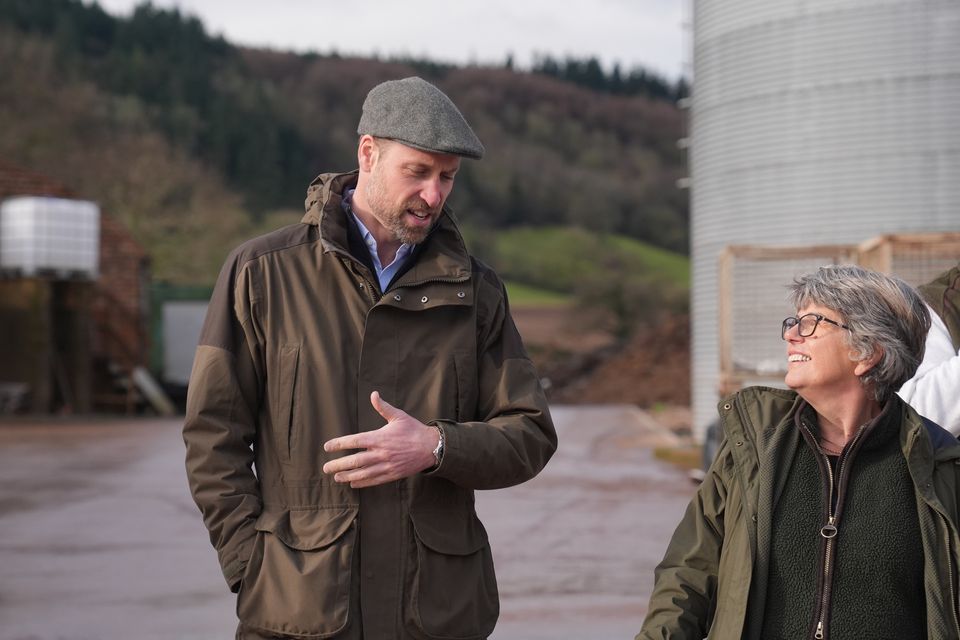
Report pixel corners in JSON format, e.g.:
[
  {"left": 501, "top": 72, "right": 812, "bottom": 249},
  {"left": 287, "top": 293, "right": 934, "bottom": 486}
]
[
  {"left": 854, "top": 345, "right": 884, "bottom": 377},
  {"left": 358, "top": 135, "right": 378, "bottom": 172}
]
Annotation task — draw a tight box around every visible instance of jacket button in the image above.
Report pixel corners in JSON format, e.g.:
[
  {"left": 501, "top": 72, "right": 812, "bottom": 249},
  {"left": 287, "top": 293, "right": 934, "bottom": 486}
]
[
  {"left": 394, "top": 294, "right": 401, "bottom": 301},
  {"left": 358, "top": 283, "right": 364, "bottom": 289},
  {"left": 736, "top": 441, "right": 743, "bottom": 446},
  {"left": 457, "top": 291, "right": 465, "bottom": 298},
  {"left": 421, "top": 296, "right": 429, "bottom": 303},
  {"left": 723, "top": 403, "right": 732, "bottom": 411}
]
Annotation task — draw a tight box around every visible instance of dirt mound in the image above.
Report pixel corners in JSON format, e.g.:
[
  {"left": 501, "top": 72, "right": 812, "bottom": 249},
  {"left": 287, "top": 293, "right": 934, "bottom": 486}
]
[{"left": 542, "top": 315, "right": 690, "bottom": 407}]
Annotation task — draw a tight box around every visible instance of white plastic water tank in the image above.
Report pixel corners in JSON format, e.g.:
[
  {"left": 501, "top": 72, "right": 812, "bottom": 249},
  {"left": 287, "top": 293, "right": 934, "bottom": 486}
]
[{"left": 0, "top": 196, "right": 100, "bottom": 278}]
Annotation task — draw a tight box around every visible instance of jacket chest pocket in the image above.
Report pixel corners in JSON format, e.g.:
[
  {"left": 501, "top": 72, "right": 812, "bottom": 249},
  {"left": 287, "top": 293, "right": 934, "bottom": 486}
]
[
  {"left": 451, "top": 352, "right": 477, "bottom": 423},
  {"left": 397, "top": 351, "right": 475, "bottom": 425},
  {"left": 274, "top": 343, "right": 301, "bottom": 461},
  {"left": 404, "top": 507, "right": 499, "bottom": 639},
  {"left": 238, "top": 507, "right": 358, "bottom": 638}
]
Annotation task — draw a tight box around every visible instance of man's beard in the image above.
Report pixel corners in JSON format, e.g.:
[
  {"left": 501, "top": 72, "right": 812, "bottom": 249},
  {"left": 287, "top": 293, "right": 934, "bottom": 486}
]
[{"left": 364, "top": 176, "right": 438, "bottom": 246}]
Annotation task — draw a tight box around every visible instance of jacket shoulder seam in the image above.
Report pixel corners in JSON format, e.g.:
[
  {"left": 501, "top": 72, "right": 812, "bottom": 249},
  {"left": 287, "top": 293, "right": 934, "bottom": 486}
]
[{"left": 232, "top": 225, "right": 318, "bottom": 269}]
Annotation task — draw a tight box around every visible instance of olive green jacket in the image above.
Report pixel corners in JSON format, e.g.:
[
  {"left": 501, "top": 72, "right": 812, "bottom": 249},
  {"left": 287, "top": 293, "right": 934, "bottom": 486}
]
[
  {"left": 183, "top": 171, "right": 557, "bottom": 640},
  {"left": 919, "top": 264, "right": 960, "bottom": 351},
  {"left": 638, "top": 387, "right": 960, "bottom": 640}
]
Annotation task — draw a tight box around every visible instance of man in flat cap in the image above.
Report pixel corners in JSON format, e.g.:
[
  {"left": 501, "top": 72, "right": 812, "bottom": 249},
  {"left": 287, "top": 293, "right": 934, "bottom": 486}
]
[{"left": 183, "top": 76, "right": 557, "bottom": 639}]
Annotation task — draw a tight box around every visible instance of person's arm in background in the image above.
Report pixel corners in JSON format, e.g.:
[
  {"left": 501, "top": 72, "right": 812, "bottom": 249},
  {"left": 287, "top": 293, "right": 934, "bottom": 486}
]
[{"left": 898, "top": 305, "right": 960, "bottom": 436}]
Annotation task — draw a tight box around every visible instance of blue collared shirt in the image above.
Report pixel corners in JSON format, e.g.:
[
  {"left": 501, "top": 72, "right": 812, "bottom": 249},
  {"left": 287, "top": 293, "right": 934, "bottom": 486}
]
[{"left": 342, "top": 189, "right": 413, "bottom": 292}]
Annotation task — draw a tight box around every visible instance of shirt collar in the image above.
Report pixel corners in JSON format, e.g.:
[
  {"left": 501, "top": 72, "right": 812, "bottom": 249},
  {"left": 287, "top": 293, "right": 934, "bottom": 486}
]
[{"left": 341, "top": 188, "right": 413, "bottom": 271}]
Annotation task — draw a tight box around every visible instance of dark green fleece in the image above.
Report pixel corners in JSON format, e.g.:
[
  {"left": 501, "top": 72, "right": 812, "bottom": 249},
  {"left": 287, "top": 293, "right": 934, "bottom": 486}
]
[{"left": 761, "top": 404, "right": 925, "bottom": 639}]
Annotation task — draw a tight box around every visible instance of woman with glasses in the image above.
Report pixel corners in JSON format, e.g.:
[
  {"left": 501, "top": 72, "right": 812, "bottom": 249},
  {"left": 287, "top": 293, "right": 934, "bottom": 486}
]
[{"left": 637, "top": 264, "right": 960, "bottom": 640}]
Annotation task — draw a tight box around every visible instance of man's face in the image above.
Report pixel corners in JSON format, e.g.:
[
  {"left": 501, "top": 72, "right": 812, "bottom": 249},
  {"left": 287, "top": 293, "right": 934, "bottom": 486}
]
[{"left": 363, "top": 139, "right": 460, "bottom": 245}]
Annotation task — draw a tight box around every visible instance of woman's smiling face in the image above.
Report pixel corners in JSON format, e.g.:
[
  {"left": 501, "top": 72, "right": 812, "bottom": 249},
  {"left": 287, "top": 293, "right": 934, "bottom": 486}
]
[{"left": 783, "top": 303, "right": 861, "bottom": 402}]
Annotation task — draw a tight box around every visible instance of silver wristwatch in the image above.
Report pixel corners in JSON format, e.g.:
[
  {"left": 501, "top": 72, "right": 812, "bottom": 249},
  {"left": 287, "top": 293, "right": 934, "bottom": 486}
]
[{"left": 431, "top": 425, "right": 445, "bottom": 468}]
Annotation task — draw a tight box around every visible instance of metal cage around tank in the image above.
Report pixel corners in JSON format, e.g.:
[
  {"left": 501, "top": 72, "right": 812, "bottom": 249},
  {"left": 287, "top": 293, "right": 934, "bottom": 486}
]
[{"left": 716, "top": 232, "right": 960, "bottom": 391}]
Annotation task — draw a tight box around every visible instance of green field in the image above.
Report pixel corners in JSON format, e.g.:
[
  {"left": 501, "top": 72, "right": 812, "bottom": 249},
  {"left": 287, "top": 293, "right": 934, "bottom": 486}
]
[
  {"left": 492, "top": 226, "right": 690, "bottom": 295},
  {"left": 504, "top": 281, "right": 573, "bottom": 307}
]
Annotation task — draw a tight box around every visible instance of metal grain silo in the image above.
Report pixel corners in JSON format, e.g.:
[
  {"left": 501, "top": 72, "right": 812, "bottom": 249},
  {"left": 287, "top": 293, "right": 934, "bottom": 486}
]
[{"left": 690, "top": 0, "right": 960, "bottom": 437}]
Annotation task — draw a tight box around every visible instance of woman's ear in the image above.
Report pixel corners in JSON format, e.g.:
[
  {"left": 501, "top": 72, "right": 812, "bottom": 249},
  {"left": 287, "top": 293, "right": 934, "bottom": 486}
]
[{"left": 854, "top": 345, "right": 884, "bottom": 377}]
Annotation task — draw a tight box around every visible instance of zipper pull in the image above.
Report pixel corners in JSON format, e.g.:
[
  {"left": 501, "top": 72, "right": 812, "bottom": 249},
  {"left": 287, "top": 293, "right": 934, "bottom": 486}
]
[
  {"left": 815, "top": 620, "right": 824, "bottom": 639},
  {"left": 820, "top": 516, "right": 838, "bottom": 539}
]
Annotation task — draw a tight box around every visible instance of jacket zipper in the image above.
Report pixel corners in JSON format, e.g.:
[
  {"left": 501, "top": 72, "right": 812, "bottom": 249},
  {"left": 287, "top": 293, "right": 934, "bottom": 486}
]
[
  {"left": 800, "top": 420, "right": 868, "bottom": 640},
  {"left": 360, "top": 273, "right": 378, "bottom": 305},
  {"left": 334, "top": 252, "right": 381, "bottom": 305},
  {"left": 395, "top": 274, "right": 470, "bottom": 290},
  {"left": 814, "top": 497, "right": 834, "bottom": 635},
  {"left": 813, "top": 447, "right": 836, "bottom": 640}
]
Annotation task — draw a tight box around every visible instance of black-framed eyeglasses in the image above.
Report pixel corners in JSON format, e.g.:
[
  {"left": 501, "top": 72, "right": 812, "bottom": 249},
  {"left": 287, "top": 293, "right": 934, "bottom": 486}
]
[{"left": 781, "top": 313, "right": 850, "bottom": 340}]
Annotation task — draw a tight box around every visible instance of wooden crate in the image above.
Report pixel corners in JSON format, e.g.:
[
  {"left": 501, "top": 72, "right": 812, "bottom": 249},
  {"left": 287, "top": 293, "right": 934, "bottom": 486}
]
[
  {"left": 718, "top": 244, "right": 857, "bottom": 391},
  {"left": 717, "top": 233, "right": 960, "bottom": 391},
  {"left": 856, "top": 232, "right": 960, "bottom": 286}
]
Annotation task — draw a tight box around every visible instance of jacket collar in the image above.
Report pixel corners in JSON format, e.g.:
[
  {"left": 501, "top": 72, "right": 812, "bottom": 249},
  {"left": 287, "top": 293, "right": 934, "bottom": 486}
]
[
  {"left": 301, "top": 171, "right": 472, "bottom": 286},
  {"left": 725, "top": 386, "right": 960, "bottom": 448},
  {"left": 724, "top": 386, "right": 960, "bottom": 488}
]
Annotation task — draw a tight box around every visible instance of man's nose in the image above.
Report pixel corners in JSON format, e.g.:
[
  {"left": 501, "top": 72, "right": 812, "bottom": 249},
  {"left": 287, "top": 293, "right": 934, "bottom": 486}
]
[{"left": 420, "top": 179, "right": 443, "bottom": 209}]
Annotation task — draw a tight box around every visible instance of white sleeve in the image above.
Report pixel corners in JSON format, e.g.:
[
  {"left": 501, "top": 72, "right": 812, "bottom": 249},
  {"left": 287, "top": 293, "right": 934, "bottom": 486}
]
[{"left": 897, "top": 305, "right": 960, "bottom": 436}]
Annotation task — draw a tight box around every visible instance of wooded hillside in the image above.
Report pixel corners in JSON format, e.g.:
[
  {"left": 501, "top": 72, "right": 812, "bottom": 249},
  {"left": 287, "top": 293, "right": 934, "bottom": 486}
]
[{"left": 0, "top": 0, "right": 689, "bottom": 304}]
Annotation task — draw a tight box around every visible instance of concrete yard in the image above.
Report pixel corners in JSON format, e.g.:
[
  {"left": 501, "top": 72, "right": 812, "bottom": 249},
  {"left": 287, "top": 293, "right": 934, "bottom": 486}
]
[{"left": 0, "top": 406, "right": 695, "bottom": 640}]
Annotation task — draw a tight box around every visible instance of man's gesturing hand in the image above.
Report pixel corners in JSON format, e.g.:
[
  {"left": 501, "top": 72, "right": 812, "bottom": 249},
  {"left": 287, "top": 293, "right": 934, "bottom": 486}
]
[{"left": 322, "top": 391, "right": 440, "bottom": 488}]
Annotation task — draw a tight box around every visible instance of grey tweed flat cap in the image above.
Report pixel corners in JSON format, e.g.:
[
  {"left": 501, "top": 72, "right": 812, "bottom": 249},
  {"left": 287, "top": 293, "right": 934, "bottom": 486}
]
[{"left": 357, "top": 77, "right": 484, "bottom": 159}]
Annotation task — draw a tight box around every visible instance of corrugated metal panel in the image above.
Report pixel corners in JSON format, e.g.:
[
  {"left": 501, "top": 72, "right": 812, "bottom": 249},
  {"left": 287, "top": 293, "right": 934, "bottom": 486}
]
[{"left": 690, "top": 0, "right": 960, "bottom": 436}]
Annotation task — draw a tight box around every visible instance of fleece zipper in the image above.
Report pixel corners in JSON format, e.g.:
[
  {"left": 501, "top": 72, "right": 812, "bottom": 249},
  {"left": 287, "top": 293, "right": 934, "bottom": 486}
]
[{"left": 798, "top": 418, "right": 870, "bottom": 640}]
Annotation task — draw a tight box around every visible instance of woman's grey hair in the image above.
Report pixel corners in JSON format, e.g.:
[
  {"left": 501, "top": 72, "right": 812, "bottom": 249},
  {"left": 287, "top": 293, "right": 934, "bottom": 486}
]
[{"left": 789, "top": 264, "right": 931, "bottom": 402}]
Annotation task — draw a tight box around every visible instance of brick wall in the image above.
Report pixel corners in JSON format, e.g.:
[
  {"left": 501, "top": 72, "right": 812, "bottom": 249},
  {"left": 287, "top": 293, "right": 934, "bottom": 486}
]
[{"left": 93, "top": 214, "right": 150, "bottom": 370}]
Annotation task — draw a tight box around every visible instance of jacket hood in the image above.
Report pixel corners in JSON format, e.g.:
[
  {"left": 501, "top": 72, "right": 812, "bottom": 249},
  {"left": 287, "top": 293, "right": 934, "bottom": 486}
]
[
  {"left": 301, "top": 171, "right": 472, "bottom": 284},
  {"left": 302, "top": 171, "right": 358, "bottom": 227}
]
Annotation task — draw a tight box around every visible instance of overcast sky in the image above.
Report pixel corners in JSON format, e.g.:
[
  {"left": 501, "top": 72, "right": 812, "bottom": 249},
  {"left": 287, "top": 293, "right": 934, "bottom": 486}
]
[{"left": 89, "top": 0, "right": 687, "bottom": 79}]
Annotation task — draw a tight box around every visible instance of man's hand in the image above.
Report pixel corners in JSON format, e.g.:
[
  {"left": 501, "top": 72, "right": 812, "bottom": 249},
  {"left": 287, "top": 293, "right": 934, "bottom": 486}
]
[{"left": 322, "top": 391, "right": 440, "bottom": 488}]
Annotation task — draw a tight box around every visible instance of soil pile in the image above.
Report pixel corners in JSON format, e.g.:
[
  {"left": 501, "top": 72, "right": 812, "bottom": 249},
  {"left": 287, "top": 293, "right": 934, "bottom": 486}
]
[
  {"left": 539, "top": 314, "right": 690, "bottom": 407},
  {"left": 512, "top": 307, "right": 692, "bottom": 435}
]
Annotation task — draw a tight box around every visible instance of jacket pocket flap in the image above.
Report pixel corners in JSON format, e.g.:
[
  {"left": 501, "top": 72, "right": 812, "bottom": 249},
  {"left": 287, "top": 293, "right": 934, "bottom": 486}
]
[
  {"left": 255, "top": 506, "right": 357, "bottom": 551},
  {"left": 410, "top": 508, "right": 489, "bottom": 556}
]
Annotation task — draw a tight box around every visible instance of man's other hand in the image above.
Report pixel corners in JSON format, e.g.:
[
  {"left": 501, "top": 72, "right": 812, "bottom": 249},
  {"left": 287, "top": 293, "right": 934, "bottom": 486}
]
[{"left": 322, "top": 391, "right": 440, "bottom": 488}]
